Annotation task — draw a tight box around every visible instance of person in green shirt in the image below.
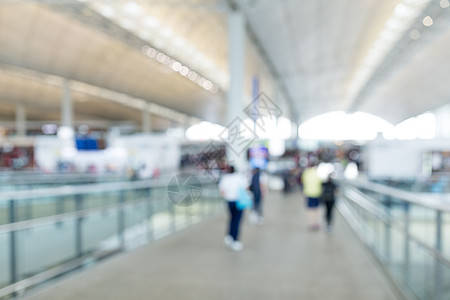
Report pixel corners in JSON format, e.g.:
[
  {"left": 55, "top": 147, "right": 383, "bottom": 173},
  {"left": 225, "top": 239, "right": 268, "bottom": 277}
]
[{"left": 301, "top": 161, "right": 322, "bottom": 230}]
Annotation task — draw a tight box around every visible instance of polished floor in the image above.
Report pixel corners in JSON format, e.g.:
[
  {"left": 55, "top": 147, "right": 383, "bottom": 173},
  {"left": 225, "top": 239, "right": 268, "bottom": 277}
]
[{"left": 22, "top": 191, "right": 400, "bottom": 300}]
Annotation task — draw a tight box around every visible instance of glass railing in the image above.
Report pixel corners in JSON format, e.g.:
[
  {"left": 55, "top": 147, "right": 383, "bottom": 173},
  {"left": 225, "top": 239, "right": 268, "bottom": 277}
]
[
  {"left": 0, "top": 171, "right": 129, "bottom": 192},
  {"left": 337, "top": 179, "right": 450, "bottom": 300},
  {"left": 0, "top": 176, "right": 222, "bottom": 299}
]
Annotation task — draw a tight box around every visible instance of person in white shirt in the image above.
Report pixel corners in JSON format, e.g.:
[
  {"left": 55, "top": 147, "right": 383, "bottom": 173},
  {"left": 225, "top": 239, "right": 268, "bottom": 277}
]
[{"left": 218, "top": 165, "right": 247, "bottom": 251}]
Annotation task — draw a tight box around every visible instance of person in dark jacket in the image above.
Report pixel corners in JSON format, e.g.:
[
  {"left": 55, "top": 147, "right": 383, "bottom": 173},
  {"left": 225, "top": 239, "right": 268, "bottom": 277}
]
[
  {"left": 249, "top": 168, "right": 267, "bottom": 225},
  {"left": 321, "top": 175, "right": 337, "bottom": 232}
]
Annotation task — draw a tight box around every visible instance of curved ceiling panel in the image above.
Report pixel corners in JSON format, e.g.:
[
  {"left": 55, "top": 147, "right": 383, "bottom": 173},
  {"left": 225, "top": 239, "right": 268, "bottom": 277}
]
[{"left": 1, "top": 0, "right": 450, "bottom": 132}]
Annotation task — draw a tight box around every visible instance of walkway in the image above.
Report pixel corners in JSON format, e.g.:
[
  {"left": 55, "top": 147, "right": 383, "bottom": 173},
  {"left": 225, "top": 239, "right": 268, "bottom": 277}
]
[{"left": 22, "top": 191, "right": 400, "bottom": 300}]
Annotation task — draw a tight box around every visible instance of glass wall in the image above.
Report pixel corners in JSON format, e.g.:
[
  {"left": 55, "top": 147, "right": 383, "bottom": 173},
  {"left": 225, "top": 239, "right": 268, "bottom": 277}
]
[
  {"left": 0, "top": 179, "right": 221, "bottom": 298},
  {"left": 338, "top": 180, "right": 450, "bottom": 300}
]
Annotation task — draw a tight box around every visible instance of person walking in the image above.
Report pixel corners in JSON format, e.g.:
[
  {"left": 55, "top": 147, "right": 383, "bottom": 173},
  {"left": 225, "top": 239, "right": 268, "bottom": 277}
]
[
  {"left": 249, "top": 168, "right": 267, "bottom": 225},
  {"left": 301, "top": 161, "right": 322, "bottom": 230},
  {"left": 321, "top": 174, "right": 337, "bottom": 232},
  {"left": 218, "top": 165, "right": 247, "bottom": 251}
]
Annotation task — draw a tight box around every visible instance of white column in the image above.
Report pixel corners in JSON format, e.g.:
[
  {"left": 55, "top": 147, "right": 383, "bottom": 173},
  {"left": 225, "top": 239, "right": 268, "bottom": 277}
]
[
  {"left": 227, "top": 11, "right": 246, "bottom": 172},
  {"left": 291, "top": 121, "right": 298, "bottom": 140},
  {"left": 142, "top": 104, "right": 152, "bottom": 133},
  {"left": 434, "top": 104, "right": 450, "bottom": 138},
  {"left": 15, "top": 104, "right": 26, "bottom": 137},
  {"left": 61, "top": 80, "right": 73, "bottom": 128}
]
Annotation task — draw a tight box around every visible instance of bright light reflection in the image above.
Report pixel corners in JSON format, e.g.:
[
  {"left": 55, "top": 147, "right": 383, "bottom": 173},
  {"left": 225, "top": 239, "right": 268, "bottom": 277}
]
[
  {"left": 252, "top": 117, "right": 292, "bottom": 139},
  {"left": 423, "top": 16, "right": 433, "bottom": 26},
  {"left": 317, "top": 163, "right": 335, "bottom": 180},
  {"left": 385, "top": 112, "right": 436, "bottom": 140},
  {"left": 299, "top": 112, "right": 393, "bottom": 141},
  {"left": 98, "top": 5, "right": 115, "bottom": 18},
  {"left": 88, "top": 2, "right": 222, "bottom": 94},
  {"left": 344, "top": 0, "right": 431, "bottom": 108},
  {"left": 185, "top": 122, "right": 226, "bottom": 141},
  {"left": 410, "top": 29, "right": 421, "bottom": 40},
  {"left": 143, "top": 16, "right": 160, "bottom": 28},
  {"left": 119, "top": 18, "right": 135, "bottom": 30},
  {"left": 268, "top": 139, "right": 285, "bottom": 157},
  {"left": 123, "top": 2, "right": 142, "bottom": 16},
  {"left": 344, "top": 162, "right": 359, "bottom": 179},
  {"left": 299, "top": 111, "right": 436, "bottom": 141}
]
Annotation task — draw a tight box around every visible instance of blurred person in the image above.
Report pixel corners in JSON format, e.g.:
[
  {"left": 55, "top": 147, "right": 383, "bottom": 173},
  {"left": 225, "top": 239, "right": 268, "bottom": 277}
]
[
  {"left": 301, "top": 161, "right": 322, "bottom": 230},
  {"left": 283, "top": 169, "right": 291, "bottom": 194},
  {"left": 218, "top": 165, "right": 247, "bottom": 251},
  {"left": 321, "top": 174, "right": 337, "bottom": 232},
  {"left": 248, "top": 168, "right": 268, "bottom": 225}
]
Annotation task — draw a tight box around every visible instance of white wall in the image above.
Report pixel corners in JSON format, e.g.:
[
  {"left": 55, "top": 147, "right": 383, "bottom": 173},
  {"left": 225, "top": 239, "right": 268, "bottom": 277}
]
[
  {"left": 34, "top": 134, "right": 180, "bottom": 175},
  {"left": 109, "top": 133, "right": 180, "bottom": 176},
  {"left": 366, "top": 138, "right": 450, "bottom": 179},
  {"left": 34, "top": 136, "right": 76, "bottom": 171}
]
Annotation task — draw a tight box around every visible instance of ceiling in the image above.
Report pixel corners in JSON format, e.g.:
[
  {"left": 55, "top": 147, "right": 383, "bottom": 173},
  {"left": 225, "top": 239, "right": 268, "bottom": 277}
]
[{"left": 0, "top": 0, "right": 449, "bottom": 133}]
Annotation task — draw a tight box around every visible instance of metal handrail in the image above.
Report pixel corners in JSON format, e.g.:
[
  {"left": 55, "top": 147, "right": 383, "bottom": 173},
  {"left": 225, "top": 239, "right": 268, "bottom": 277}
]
[
  {"left": 0, "top": 176, "right": 222, "bottom": 298},
  {"left": 339, "top": 179, "right": 450, "bottom": 213},
  {"left": 0, "top": 175, "right": 217, "bottom": 203},
  {"left": 342, "top": 185, "right": 450, "bottom": 269},
  {"left": 0, "top": 249, "right": 120, "bottom": 298},
  {"left": 0, "top": 197, "right": 152, "bottom": 234}
]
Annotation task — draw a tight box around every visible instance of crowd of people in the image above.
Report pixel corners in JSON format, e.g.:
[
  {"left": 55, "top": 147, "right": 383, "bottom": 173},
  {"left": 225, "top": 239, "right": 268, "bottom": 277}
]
[{"left": 218, "top": 160, "right": 338, "bottom": 252}]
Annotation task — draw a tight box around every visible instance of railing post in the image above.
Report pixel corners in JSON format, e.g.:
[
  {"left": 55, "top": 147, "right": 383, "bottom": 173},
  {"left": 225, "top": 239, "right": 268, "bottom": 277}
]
[
  {"left": 9, "top": 199, "right": 18, "bottom": 285},
  {"left": 118, "top": 190, "right": 125, "bottom": 248},
  {"left": 404, "top": 202, "right": 410, "bottom": 283},
  {"left": 146, "top": 187, "right": 154, "bottom": 241},
  {"left": 169, "top": 201, "right": 176, "bottom": 233},
  {"left": 75, "top": 194, "right": 83, "bottom": 258},
  {"left": 56, "top": 196, "right": 64, "bottom": 215},
  {"left": 434, "top": 210, "right": 443, "bottom": 300},
  {"left": 25, "top": 198, "right": 32, "bottom": 220},
  {"left": 384, "top": 196, "right": 391, "bottom": 263}
]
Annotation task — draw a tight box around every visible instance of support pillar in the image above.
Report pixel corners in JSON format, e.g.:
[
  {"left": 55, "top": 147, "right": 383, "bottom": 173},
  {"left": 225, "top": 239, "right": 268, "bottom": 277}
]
[
  {"left": 227, "top": 10, "right": 246, "bottom": 172},
  {"left": 292, "top": 121, "right": 298, "bottom": 140},
  {"left": 15, "top": 104, "right": 26, "bottom": 137},
  {"left": 61, "top": 80, "right": 73, "bottom": 128},
  {"left": 142, "top": 104, "right": 152, "bottom": 133}
]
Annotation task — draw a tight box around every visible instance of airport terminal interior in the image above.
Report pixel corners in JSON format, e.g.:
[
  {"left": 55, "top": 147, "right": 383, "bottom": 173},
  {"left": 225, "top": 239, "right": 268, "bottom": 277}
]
[{"left": 1, "top": 0, "right": 450, "bottom": 299}]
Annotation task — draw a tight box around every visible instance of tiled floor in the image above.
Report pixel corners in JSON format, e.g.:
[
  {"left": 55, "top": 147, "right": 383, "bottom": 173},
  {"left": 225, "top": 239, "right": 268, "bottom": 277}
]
[{"left": 22, "top": 191, "right": 400, "bottom": 300}]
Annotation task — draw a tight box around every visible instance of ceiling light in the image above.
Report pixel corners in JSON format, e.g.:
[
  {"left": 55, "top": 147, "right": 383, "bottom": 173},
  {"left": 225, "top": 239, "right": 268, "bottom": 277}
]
[
  {"left": 188, "top": 71, "right": 198, "bottom": 81},
  {"left": 380, "top": 28, "right": 399, "bottom": 41},
  {"left": 171, "top": 61, "right": 182, "bottom": 72},
  {"left": 119, "top": 18, "right": 135, "bottom": 30},
  {"left": 145, "top": 47, "right": 157, "bottom": 58},
  {"left": 409, "top": 29, "right": 421, "bottom": 40},
  {"left": 385, "top": 18, "right": 407, "bottom": 31},
  {"left": 403, "top": 0, "right": 431, "bottom": 4},
  {"left": 184, "top": 45, "right": 196, "bottom": 55},
  {"left": 161, "top": 27, "right": 174, "bottom": 38},
  {"left": 123, "top": 2, "right": 142, "bottom": 16},
  {"left": 423, "top": 16, "right": 433, "bottom": 26},
  {"left": 144, "top": 16, "right": 160, "bottom": 28},
  {"left": 202, "top": 80, "right": 213, "bottom": 90},
  {"left": 98, "top": 5, "right": 115, "bottom": 18},
  {"left": 138, "top": 30, "right": 150, "bottom": 40},
  {"left": 394, "top": 3, "right": 416, "bottom": 19},
  {"left": 343, "top": 0, "right": 431, "bottom": 110},
  {"left": 211, "top": 86, "right": 219, "bottom": 93},
  {"left": 156, "top": 52, "right": 167, "bottom": 63},
  {"left": 197, "top": 77, "right": 205, "bottom": 86},
  {"left": 180, "top": 66, "right": 190, "bottom": 76},
  {"left": 173, "top": 37, "right": 186, "bottom": 47},
  {"left": 441, "top": 0, "right": 450, "bottom": 8}
]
